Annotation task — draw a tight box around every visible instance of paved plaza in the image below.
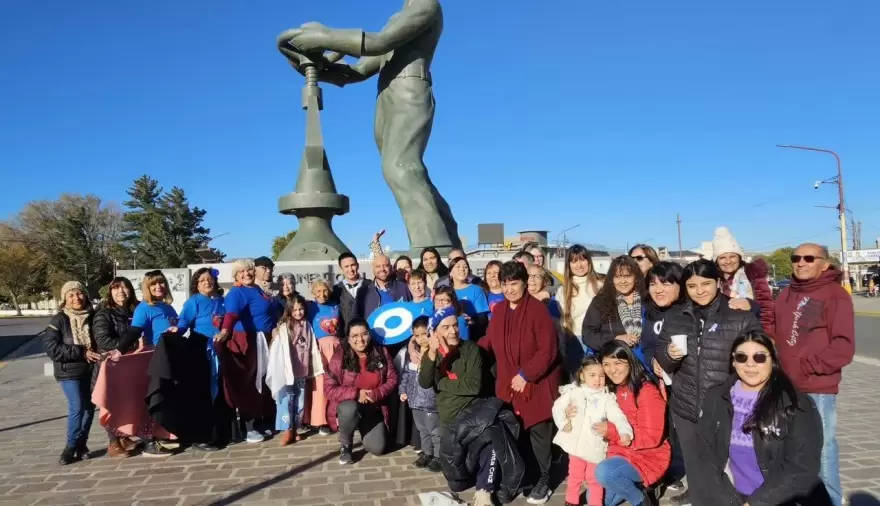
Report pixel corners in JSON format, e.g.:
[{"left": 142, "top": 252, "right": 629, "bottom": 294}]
[{"left": 1, "top": 331, "right": 880, "bottom": 505}]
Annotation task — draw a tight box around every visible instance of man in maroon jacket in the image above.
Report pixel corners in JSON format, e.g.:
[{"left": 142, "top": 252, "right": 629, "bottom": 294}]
[{"left": 774, "top": 243, "right": 854, "bottom": 506}]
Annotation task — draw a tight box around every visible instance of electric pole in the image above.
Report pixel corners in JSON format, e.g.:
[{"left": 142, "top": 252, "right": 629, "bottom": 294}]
[{"left": 676, "top": 214, "right": 683, "bottom": 260}]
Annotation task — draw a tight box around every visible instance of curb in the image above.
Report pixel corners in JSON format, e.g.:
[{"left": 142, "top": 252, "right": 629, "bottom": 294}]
[
  {"left": 854, "top": 355, "right": 880, "bottom": 368},
  {"left": 0, "top": 335, "right": 38, "bottom": 371},
  {"left": 855, "top": 311, "right": 880, "bottom": 317}
]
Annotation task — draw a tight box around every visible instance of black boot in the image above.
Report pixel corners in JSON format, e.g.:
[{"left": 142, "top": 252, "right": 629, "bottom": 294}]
[
  {"left": 75, "top": 439, "right": 91, "bottom": 460},
  {"left": 59, "top": 446, "right": 77, "bottom": 465}
]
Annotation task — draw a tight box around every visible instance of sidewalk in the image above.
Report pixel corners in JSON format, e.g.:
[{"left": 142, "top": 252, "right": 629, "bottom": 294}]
[{"left": 0, "top": 340, "right": 878, "bottom": 506}]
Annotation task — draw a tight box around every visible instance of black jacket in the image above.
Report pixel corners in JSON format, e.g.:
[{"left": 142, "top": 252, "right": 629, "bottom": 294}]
[
  {"left": 696, "top": 375, "right": 831, "bottom": 506},
  {"left": 581, "top": 298, "right": 627, "bottom": 352},
  {"left": 440, "top": 397, "right": 524, "bottom": 504},
  {"left": 332, "top": 279, "right": 372, "bottom": 334},
  {"left": 655, "top": 294, "right": 762, "bottom": 422},
  {"left": 93, "top": 304, "right": 136, "bottom": 352},
  {"left": 146, "top": 332, "right": 214, "bottom": 443},
  {"left": 42, "top": 312, "right": 94, "bottom": 381}
]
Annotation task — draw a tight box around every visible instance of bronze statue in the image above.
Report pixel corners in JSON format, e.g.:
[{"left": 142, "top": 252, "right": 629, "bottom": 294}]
[{"left": 277, "top": 0, "right": 462, "bottom": 253}]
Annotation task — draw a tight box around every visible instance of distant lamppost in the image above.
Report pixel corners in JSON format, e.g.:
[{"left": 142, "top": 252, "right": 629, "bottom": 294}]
[
  {"left": 131, "top": 249, "right": 138, "bottom": 270},
  {"left": 777, "top": 144, "right": 851, "bottom": 293}
]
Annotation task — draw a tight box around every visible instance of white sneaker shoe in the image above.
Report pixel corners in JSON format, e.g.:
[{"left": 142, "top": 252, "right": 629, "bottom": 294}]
[{"left": 245, "top": 430, "right": 265, "bottom": 443}]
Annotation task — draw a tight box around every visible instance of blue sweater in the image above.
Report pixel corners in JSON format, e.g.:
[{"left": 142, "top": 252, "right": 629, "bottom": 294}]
[{"left": 224, "top": 285, "right": 280, "bottom": 334}]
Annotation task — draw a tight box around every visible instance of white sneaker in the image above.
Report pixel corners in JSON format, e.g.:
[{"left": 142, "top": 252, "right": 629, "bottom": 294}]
[{"left": 245, "top": 430, "right": 265, "bottom": 443}]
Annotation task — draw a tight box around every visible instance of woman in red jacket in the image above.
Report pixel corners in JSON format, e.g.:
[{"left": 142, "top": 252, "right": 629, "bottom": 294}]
[
  {"left": 324, "top": 317, "right": 398, "bottom": 465},
  {"left": 568, "top": 340, "right": 669, "bottom": 505},
  {"left": 481, "top": 261, "right": 561, "bottom": 505}
]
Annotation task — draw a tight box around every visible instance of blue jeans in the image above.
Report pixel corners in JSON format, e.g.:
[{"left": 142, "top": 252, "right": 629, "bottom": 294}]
[
  {"left": 275, "top": 378, "right": 307, "bottom": 431},
  {"left": 808, "top": 393, "right": 842, "bottom": 506},
  {"left": 595, "top": 456, "right": 645, "bottom": 506},
  {"left": 59, "top": 378, "right": 95, "bottom": 448}
]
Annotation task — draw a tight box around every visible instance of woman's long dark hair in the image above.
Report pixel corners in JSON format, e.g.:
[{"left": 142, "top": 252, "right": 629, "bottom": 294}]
[
  {"left": 733, "top": 331, "right": 800, "bottom": 440},
  {"left": 341, "top": 318, "right": 385, "bottom": 373},
  {"left": 418, "top": 247, "right": 449, "bottom": 277},
  {"left": 593, "top": 255, "right": 645, "bottom": 320},
  {"left": 599, "top": 340, "right": 654, "bottom": 405}
]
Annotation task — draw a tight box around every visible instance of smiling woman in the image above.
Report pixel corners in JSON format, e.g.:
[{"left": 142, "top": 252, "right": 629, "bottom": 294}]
[{"left": 655, "top": 259, "right": 763, "bottom": 506}]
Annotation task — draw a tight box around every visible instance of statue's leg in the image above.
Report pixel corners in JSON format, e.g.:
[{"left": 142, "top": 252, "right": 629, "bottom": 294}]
[{"left": 377, "top": 78, "right": 461, "bottom": 251}]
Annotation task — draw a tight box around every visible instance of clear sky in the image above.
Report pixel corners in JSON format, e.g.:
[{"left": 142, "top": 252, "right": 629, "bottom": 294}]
[{"left": 2, "top": 0, "right": 879, "bottom": 258}]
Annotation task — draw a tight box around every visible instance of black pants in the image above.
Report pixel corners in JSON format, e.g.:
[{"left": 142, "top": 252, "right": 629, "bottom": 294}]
[
  {"left": 519, "top": 420, "right": 554, "bottom": 484},
  {"left": 337, "top": 401, "right": 387, "bottom": 456},
  {"left": 670, "top": 412, "right": 704, "bottom": 501},
  {"left": 476, "top": 446, "right": 500, "bottom": 492}
]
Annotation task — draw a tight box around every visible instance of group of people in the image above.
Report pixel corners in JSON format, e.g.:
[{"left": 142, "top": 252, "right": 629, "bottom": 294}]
[{"left": 42, "top": 226, "right": 854, "bottom": 506}]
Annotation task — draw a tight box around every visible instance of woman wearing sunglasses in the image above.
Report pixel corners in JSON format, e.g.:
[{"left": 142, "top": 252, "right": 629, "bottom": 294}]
[
  {"left": 695, "top": 331, "right": 829, "bottom": 505},
  {"left": 655, "top": 259, "right": 762, "bottom": 506}
]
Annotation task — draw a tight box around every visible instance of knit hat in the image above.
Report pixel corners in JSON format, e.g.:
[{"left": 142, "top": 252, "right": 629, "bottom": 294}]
[
  {"left": 254, "top": 256, "right": 275, "bottom": 269},
  {"left": 430, "top": 306, "right": 457, "bottom": 332},
  {"left": 712, "top": 227, "right": 744, "bottom": 260},
  {"left": 60, "top": 281, "right": 86, "bottom": 301}
]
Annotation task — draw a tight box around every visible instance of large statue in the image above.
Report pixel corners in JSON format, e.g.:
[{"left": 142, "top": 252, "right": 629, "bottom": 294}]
[{"left": 278, "top": 0, "right": 462, "bottom": 253}]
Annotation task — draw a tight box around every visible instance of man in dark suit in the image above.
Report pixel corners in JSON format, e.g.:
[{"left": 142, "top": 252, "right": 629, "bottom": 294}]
[{"left": 331, "top": 252, "right": 371, "bottom": 334}]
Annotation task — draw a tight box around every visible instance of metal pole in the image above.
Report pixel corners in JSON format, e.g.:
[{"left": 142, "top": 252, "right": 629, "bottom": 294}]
[
  {"left": 776, "top": 144, "right": 850, "bottom": 293},
  {"left": 676, "top": 213, "right": 683, "bottom": 260}
]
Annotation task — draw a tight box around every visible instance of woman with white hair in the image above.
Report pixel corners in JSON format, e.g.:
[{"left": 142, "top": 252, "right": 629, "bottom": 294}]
[
  {"left": 215, "top": 259, "right": 283, "bottom": 444},
  {"left": 43, "top": 281, "right": 101, "bottom": 465}
]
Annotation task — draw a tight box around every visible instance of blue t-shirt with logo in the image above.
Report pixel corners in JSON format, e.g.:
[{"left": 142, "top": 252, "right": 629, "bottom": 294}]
[
  {"left": 455, "top": 285, "right": 490, "bottom": 318},
  {"left": 132, "top": 302, "right": 179, "bottom": 346},
  {"left": 308, "top": 301, "right": 341, "bottom": 339},
  {"left": 487, "top": 291, "right": 505, "bottom": 319}
]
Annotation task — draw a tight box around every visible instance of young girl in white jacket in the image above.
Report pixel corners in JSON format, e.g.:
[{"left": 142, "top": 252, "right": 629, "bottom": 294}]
[
  {"left": 266, "top": 294, "right": 324, "bottom": 447},
  {"left": 552, "top": 356, "right": 633, "bottom": 506}
]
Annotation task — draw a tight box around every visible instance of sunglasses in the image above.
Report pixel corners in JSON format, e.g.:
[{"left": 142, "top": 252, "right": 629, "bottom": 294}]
[
  {"left": 790, "top": 255, "right": 825, "bottom": 264},
  {"left": 631, "top": 255, "right": 649, "bottom": 262},
  {"left": 733, "top": 352, "right": 770, "bottom": 364}
]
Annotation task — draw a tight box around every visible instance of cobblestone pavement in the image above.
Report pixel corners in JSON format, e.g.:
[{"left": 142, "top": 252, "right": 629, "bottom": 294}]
[{"left": 1, "top": 339, "right": 879, "bottom": 506}]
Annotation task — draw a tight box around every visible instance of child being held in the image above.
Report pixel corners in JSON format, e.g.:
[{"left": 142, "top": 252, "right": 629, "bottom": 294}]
[
  {"left": 397, "top": 316, "right": 442, "bottom": 473},
  {"left": 266, "top": 294, "right": 325, "bottom": 447},
  {"left": 552, "top": 357, "right": 633, "bottom": 506}
]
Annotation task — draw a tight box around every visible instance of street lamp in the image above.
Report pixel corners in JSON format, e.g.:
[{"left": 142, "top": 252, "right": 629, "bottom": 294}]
[
  {"left": 777, "top": 144, "right": 850, "bottom": 293},
  {"left": 131, "top": 249, "right": 137, "bottom": 270}
]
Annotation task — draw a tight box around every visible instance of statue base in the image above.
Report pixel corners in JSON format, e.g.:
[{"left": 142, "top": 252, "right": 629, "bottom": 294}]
[{"left": 276, "top": 214, "right": 350, "bottom": 262}]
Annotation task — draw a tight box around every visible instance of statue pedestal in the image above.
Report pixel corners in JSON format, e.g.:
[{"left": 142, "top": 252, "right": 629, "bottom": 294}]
[{"left": 277, "top": 63, "right": 351, "bottom": 261}]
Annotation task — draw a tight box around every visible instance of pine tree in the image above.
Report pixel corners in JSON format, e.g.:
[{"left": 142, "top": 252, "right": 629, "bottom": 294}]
[{"left": 121, "top": 176, "right": 223, "bottom": 269}]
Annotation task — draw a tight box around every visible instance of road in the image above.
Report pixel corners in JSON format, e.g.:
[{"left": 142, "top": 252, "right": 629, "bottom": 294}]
[{"left": 0, "top": 317, "right": 49, "bottom": 361}]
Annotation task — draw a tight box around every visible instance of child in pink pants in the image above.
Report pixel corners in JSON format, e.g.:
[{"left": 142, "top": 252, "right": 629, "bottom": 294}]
[{"left": 552, "top": 357, "right": 633, "bottom": 506}]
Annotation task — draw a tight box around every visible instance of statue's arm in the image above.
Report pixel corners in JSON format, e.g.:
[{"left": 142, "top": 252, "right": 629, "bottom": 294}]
[{"left": 361, "top": 0, "right": 440, "bottom": 55}]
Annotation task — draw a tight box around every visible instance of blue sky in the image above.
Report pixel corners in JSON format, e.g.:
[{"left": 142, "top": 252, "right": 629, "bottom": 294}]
[{"left": 2, "top": 0, "right": 879, "bottom": 258}]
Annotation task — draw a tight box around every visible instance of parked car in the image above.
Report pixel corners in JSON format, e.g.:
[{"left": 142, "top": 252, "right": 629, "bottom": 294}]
[{"left": 771, "top": 279, "right": 791, "bottom": 299}]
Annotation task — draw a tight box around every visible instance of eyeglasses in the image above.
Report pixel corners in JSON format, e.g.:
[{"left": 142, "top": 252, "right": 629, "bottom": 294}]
[
  {"left": 790, "top": 255, "right": 825, "bottom": 264},
  {"left": 733, "top": 352, "right": 769, "bottom": 364}
]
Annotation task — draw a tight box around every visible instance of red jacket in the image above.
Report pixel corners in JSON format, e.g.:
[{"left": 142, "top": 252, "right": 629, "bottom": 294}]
[
  {"left": 323, "top": 346, "right": 398, "bottom": 432},
  {"left": 773, "top": 269, "right": 855, "bottom": 394},
  {"left": 480, "top": 294, "right": 561, "bottom": 429},
  {"left": 605, "top": 382, "right": 671, "bottom": 486},
  {"left": 722, "top": 258, "right": 776, "bottom": 336}
]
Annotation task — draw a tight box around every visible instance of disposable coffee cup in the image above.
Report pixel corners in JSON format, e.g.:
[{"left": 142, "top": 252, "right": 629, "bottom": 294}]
[{"left": 671, "top": 334, "right": 688, "bottom": 356}]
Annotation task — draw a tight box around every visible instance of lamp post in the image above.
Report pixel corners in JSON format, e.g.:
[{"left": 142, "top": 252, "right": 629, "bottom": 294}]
[{"left": 777, "top": 144, "right": 850, "bottom": 293}]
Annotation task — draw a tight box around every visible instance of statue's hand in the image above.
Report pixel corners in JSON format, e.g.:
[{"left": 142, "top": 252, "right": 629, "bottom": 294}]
[{"left": 283, "top": 22, "right": 335, "bottom": 54}]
